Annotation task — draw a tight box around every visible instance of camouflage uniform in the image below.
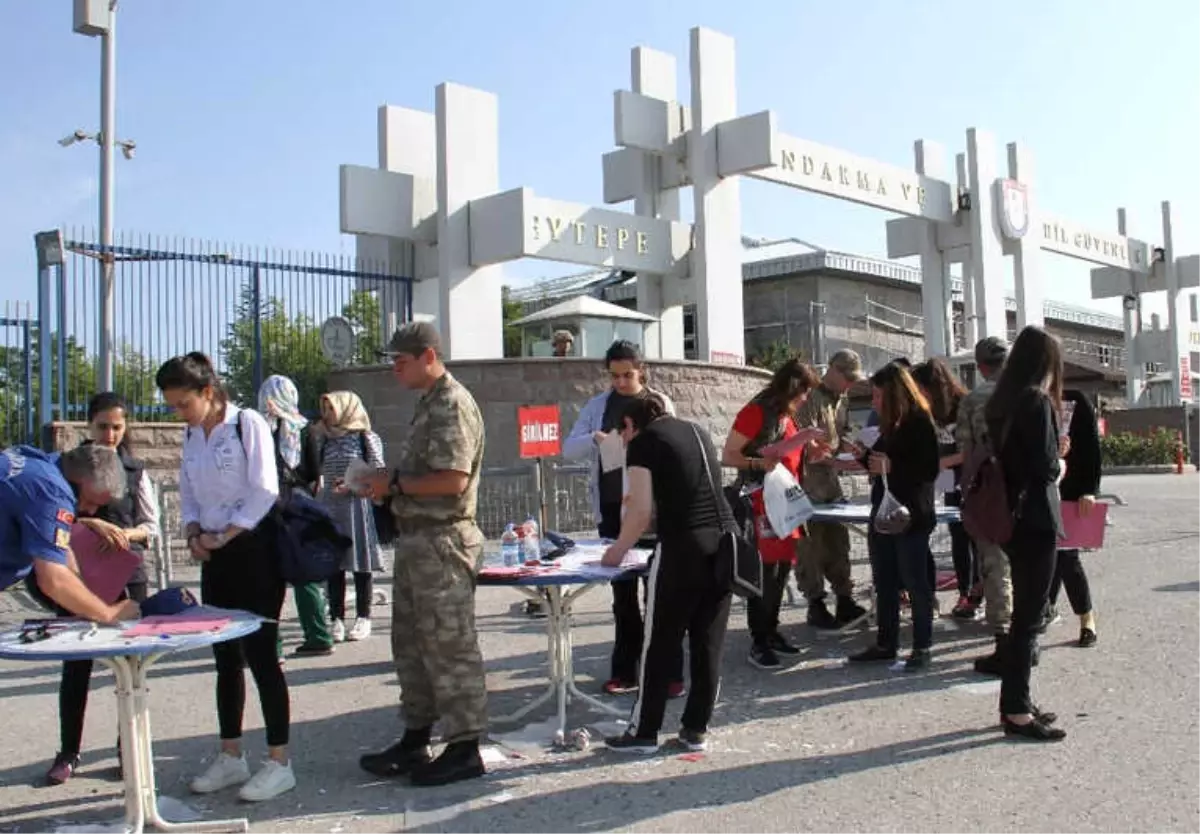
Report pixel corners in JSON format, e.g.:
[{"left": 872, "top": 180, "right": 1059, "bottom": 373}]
[
  {"left": 956, "top": 377, "right": 1013, "bottom": 632},
  {"left": 390, "top": 372, "right": 488, "bottom": 742},
  {"left": 791, "top": 383, "right": 854, "bottom": 601}
]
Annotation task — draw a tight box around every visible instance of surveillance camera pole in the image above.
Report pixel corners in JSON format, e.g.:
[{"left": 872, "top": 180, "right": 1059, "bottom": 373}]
[{"left": 97, "top": 1, "right": 117, "bottom": 390}]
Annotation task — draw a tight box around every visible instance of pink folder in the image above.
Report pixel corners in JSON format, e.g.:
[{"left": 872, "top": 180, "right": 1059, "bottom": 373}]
[
  {"left": 71, "top": 523, "right": 143, "bottom": 604},
  {"left": 1059, "top": 501, "right": 1108, "bottom": 550},
  {"left": 122, "top": 615, "right": 233, "bottom": 638}
]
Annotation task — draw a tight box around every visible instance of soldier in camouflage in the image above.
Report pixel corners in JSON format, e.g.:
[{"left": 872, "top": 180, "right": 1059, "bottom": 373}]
[
  {"left": 356, "top": 322, "right": 489, "bottom": 787},
  {"left": 956, "top": 336, "right": 1014, "bottom": 676},
  {"left": 792, "top": 349, "right": 869, "bottom": 629}
]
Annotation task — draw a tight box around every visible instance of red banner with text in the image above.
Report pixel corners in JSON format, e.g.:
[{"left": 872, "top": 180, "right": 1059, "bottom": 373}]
[{"left": 518, "top": 405, "right": 562, "bottom": 459}]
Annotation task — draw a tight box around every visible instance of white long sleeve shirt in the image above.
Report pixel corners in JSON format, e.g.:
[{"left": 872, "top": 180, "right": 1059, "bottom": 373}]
[{"left": 179, "top": 405, "right": 279, "bottom": 534}]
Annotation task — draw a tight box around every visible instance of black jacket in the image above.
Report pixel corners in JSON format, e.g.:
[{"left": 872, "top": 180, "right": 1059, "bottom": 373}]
[
  {"left": 1060, "top": 390, "right": 1101, "bottom": 502},
  {"left": 867, "top": 410, "right": 941, "bottom": 533},
  {"left": 995, "top": 388, "right": 1064, "bottom": 538}
]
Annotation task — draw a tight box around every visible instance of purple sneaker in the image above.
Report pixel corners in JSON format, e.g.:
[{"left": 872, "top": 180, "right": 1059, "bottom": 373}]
[{"left": 46, "top": 752, "right": 80, "bottom": 785}]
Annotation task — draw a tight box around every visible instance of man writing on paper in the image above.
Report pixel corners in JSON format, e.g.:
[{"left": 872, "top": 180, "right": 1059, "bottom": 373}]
[{"left": 0, "top": 444, "right": 140, "bottom": 624}]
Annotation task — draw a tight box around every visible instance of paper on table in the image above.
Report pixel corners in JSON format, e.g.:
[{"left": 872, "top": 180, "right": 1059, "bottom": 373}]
[
  {"left": 122, "top": 615, "right": 232, "bottom": 638},
  {"left": 599, "top": 431, "right": 625, "bottom": 474}
]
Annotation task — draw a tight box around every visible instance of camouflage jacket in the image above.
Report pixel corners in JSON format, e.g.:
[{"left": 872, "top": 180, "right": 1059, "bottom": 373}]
[
  {"left": 955, "top": 377, "right": 997, "bottom": 455},
  {"left": 392, "top": 372, "right": 485, "bottom": 526},
  {"left": 792, "top": 383, "right": 851, "bottom": 502}
]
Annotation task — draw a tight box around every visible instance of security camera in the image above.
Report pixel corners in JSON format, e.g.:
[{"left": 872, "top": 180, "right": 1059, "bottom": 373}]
[
  {"left": 58, "top": 129, "right": 90, "bottom": 147},
  {"left": 120, "top": 141, "right": 136, "bottom": 160}
]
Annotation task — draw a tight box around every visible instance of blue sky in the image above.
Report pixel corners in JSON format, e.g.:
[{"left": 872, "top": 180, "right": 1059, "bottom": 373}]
[{"left": 2, "top": 0, "right": 1197, "bottom": 327}]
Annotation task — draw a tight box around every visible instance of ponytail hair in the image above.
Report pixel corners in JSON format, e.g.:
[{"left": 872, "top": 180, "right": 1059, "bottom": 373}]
[{"left": 154, "top": 351, "right": 227, "bottom": 404}]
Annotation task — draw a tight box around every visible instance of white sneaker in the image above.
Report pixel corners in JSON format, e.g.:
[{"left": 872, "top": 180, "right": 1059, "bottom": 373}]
[
  {"left": 331, "top": 619, "right": 346, "bottom": 643},
  {"left": 190, "top": 752, "right": 250, "bottom": 794},
  {"left": 238, "top": 760, "right": 296, "bottom": 802},
  {"left": 347, "top": 618, "right": 372, "bottom": 641}
]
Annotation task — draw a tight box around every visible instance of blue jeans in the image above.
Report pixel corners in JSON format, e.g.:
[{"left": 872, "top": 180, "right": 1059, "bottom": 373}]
[{"left": 870, "top": 530, "right": 935, "bottom": 652}]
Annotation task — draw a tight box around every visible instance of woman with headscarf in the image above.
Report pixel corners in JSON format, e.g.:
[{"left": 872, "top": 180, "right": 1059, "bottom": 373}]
[
  {"left": 258, "top": 375, "right": 335, "bottom": 658},
  {"left": 316, "top": 391, "right": 386, "bottom": 642}
]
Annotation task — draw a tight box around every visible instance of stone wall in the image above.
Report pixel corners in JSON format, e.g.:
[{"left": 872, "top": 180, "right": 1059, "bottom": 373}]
[{"left": 327, "top": 358, "right": 773, "bottom": 469}]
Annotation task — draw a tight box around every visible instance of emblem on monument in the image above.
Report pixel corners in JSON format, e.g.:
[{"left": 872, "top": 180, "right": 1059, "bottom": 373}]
[{"left": 997, "top": 179, "right": 1030, "bottom": 240}]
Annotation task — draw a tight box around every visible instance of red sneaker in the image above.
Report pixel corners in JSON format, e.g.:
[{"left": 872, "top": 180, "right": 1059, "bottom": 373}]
[
  {"left": 667, "top": 682, "right": 686, "bottom": 699},
  {"left": 602, "top": 679, "right": 638, "bottom": 695}
]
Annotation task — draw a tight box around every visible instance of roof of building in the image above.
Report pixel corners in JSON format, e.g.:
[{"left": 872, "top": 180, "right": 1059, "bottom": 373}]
[
  {"left": 510, "top": 294, "right": 658, "bottom": 327},
  {"left": 510, "top": 237, "right": 1124, "bottom": 333}
]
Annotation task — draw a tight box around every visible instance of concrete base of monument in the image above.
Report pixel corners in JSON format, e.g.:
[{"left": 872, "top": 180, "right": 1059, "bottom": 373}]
[{"left": 328, "top": 358, "right": 772, "bottom": 468}]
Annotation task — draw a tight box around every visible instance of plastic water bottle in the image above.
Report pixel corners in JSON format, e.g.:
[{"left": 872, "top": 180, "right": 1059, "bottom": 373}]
[
  {"left": 500, "top": 524, "right": 520, "bottom": 567},
  {"left": 521, "top": 515, "right": 540, "bottom": 561}
]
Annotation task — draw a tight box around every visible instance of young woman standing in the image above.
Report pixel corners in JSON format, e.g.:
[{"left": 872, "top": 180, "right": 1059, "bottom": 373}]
[
  {"left": 316, "top": 391, "right": 386, "bottom": 641},
  {"left": 44, "top": 392, "right": 159, "bottom": 784},
  {"left": 156, "top": 352, "right": 296, "bottom": 800},
  {"left": 722, "top": 358, "right": 822, "bottom": 670},
  {"left": 985, "top": 326, "right": 1068, "bottom": 742},
  {"left": 848, "top": 362, "right": 941, "bottom": 671}
]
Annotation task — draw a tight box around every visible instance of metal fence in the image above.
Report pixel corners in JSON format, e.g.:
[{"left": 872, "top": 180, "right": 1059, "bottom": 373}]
[
  {"left": 33, "top": 230, "right": 413, "bottom": 429},
  {"left": 0, "top": 302, "right": 37, "bottom": 446}
]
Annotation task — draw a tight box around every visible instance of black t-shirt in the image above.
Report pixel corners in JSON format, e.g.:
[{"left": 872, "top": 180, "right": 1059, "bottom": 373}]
[{"left": 625, "top": 416, "right": 723, "bottom": 545}]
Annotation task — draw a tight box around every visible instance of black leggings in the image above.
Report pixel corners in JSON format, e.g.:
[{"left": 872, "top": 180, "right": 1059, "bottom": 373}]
[
  {"left": 200, "top": 527, "right": 290, "bottom": 747},
  {"left": 328, "top": 571, "right": 373, "bottom": 620},
  {"left": 56, "top": 581, "right": 148, "bottom": 757},
  {"left": 1049, "top": 549, "right": 1093, "bottom": 615}
]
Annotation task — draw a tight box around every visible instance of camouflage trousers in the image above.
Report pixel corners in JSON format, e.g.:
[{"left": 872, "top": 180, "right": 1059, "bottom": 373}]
[
  {"left": 391, "top": 522, "right": 487, "bottom": 743},
  {"left": 976, "top": 539, "right": 1013, "bottom": 632},
  {"left": 794, "top": 520, "right": 854, "bottom": 601}
]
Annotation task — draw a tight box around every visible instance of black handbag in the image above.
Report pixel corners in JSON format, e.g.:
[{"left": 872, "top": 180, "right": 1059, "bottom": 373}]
[{"left": 691, "top": 425, "right": 763, "bottom": 599}]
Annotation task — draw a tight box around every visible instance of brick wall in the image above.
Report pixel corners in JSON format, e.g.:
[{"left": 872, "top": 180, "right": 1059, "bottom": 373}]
[
  {"left": 1105, "top": 405, "right": 1199, "bottom": 464},
  {"left": 327, "top": 358, "right": 773, "bottom": 469}
]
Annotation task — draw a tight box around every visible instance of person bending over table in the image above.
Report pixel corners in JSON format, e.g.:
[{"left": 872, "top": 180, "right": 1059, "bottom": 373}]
[
  {"left": 157, "top": 352, "right": 296, "bottom": 800},
  {"left": 722, "top": 358, "right": 822, "bottom": 671},
  {"left": 42, "top": 392, "right": 161, "bottom": 786},
  {"left": 847, "top": 362, "right": 941, "bottom": 671},
  {"left": 562, "top": 339, "right": 684, "bottom": 698},
  {"left": 1, "top": 443, "right": 140, "bottom": 623},
  {"left": 602, "top": 396, "right": 733, "bottom": 754}
]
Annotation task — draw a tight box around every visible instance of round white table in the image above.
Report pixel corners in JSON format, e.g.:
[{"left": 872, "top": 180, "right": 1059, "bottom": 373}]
[{"left": 0, "top": 607, "right": 265, "bottom": 834}]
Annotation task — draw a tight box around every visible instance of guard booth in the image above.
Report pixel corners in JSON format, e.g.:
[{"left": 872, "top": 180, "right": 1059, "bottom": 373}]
[{"left": 512, "top": 296, "right": 655, "bottom": 358}]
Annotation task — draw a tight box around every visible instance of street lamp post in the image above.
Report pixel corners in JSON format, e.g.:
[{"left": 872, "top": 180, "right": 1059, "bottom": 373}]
[{"left": 73, "top": 0, "right": 121, "bottom": 391}]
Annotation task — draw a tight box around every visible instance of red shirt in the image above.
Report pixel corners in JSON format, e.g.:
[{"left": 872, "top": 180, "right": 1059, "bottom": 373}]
[{"left": 731, "top": 402, "right": 806, "bottom": 564}]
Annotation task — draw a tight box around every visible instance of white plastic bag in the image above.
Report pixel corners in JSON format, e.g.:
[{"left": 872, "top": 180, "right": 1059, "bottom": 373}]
[
  {"left": 873, "top": 473, "right": 912, "bottom": 534},
  {"left": 763, "top": 464, "right": 815, "bottom": 537}
]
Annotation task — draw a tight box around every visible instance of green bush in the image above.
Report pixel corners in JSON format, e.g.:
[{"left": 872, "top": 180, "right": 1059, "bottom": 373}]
[{"left": 1100, "top": 428, "right": 1178, "bottom": 467}]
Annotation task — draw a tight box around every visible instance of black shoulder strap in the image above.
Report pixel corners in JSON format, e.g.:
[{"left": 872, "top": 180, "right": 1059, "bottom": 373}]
[{"left": 690, "top": 424, "right": 734, "bottom": 532}]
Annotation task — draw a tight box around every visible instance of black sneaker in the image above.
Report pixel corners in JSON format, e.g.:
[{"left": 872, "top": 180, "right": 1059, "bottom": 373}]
[
  {"left": 806, "top": 599, "right": 839, "bottom": 630},
  {"left": 292, "top": 642, "right": 334, "bottom": 657},
  {"left": 768, "top": 633, "right": 801, "bottom": 655},
  {"left": 605, "top": 732, "right": 658, "bottom": 754},
  {"left": 904, "top": 649, "right": 931, "bottom": 672},
  {"left": 677, "top": 728, "right": 707, "bottom": 752},
  {"left": 835, "top": 595, "right": 868, "bottom": 625},
  {"left": 848, "top": 645, "right": 897, "bottom": 663},
  {"left": 748, "top": 644, "right": 781, "bottom": 670},
  {"left": 410, "top": 740, "right": 486, "bottom": 787}
]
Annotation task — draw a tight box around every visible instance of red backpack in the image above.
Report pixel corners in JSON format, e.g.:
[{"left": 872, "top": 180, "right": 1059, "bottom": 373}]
[{"left": 960, "top": 420, "right": 1016, "bottom": 545}]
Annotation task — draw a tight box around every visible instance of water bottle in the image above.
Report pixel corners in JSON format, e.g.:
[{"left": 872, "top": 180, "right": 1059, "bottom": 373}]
[
  {"left": 500, "top": 524, "right": 520, "bottom": 567},
  {"left": 521, "top": 515, "right": 540, "bottom": 561}
]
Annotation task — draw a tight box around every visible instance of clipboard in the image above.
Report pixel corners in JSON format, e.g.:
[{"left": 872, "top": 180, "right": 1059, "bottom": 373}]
[{"left": 71, "top": 523, "right": 142, "bottom": 604}]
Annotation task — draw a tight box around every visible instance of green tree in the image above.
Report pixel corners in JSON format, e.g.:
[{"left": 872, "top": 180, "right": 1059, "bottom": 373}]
[
  {"left": 749, "top": 338, "right": 805, "bottom": 373},
  {"left": 501, "top": 286, "right": 524, "bottom": 358},
  {"left": 220, "top": 287, "right": 384, "bottom": 416}
]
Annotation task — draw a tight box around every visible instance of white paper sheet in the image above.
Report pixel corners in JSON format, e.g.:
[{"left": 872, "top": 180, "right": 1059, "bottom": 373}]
[
  {"left": 856, "top": 426, "right": 881, "bottom": 449},
  {"left": 599, "top": 431, "right": 625, "bottom": 474}
]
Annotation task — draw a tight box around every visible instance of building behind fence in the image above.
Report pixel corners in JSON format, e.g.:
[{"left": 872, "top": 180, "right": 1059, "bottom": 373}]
[{"left": 7, "top": 230, "right": 413, "bottom": 447}]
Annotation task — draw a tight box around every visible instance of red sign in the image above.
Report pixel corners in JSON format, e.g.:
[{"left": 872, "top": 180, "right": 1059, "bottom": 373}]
[
  {"left": 518, "top": 405, "right": 561, "bottom": 459},
  {"left": 1181, "top": 356, "right": 1192, "bottom": 401},
  {"left": 710, "top": 351, "right": 744, "bottom": 366},
  {"left": 1097, "top": 418, "right": 1107, "bottom": 438}
]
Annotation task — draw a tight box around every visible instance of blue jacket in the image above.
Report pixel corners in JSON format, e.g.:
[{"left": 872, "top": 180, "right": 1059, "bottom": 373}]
[{"left": 0, "top": 447, "right": 76, "bottom": 591}]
